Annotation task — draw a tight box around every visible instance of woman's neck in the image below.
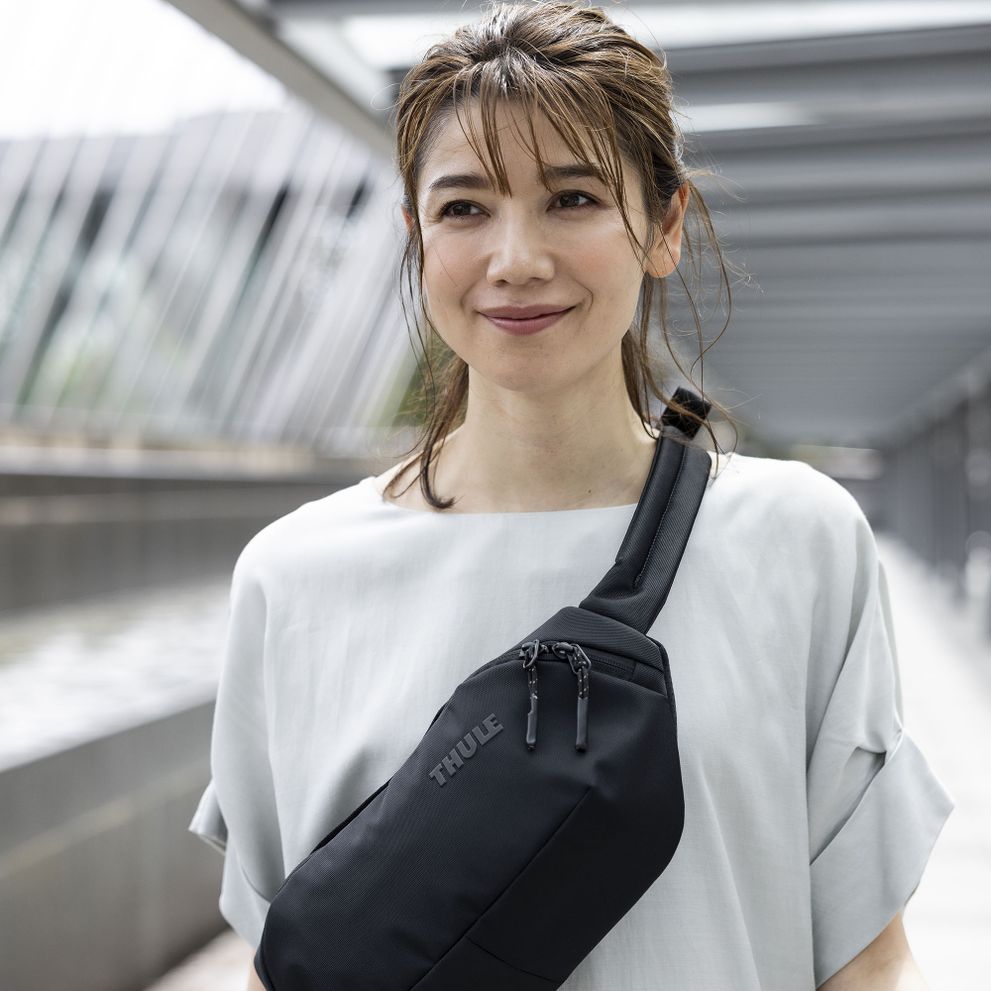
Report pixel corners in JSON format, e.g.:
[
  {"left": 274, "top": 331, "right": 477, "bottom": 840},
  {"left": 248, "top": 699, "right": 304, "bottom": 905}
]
[{"left": 419, "top": 405, "right": 661, "bottom": 514}]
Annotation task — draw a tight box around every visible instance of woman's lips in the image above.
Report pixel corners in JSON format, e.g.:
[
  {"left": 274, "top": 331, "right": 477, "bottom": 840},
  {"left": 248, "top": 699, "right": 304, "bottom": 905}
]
[{"left": 482, "top": 307, "right": 574, "bottom": 335}]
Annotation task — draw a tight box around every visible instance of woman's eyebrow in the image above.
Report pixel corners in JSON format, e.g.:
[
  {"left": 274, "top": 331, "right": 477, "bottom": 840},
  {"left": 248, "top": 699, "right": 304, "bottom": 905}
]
[{"left": 425, "top": 163, "right": 606, "bottom": 196}]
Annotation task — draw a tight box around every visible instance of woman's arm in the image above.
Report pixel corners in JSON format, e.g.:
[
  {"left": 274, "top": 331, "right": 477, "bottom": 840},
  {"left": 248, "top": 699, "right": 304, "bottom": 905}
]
[
  {"left": 245, "top": 961, "right": 266, "bottom": 991},
  {"left": 817, "top": 912, "right": 929, "bottom": 990}
]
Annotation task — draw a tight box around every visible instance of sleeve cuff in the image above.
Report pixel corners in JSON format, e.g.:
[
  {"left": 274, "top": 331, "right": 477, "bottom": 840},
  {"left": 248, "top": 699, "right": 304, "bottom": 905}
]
[
  {"left": 810, "top": 730, "right": 955, "bottom": 987},
  {"left": 188, "top": 778, "right": 227, "bottom": 855},
  {"left": 188, "top": 779, "right": 273, "bottom": 949},
  {"left": 218, "top": 837, "right": 274, "bottom": 950}
]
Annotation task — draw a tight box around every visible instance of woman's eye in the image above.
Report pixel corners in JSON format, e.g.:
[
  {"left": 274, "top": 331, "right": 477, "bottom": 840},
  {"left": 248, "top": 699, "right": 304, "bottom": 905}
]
[
  {"left": 439, "top": 200, "right": 481, "bottom": 219},
  {"left": 438, "top": 191, "right": 597, "bottom": 221},
  {"left": 555, "top": 191, "right": 596, "bottom": 209}
]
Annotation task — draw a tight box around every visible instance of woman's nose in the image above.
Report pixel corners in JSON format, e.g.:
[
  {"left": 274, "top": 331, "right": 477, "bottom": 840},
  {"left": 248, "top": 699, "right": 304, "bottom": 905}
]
[{"left": 485, "top": 213, "right": 555, "bottom": 285}]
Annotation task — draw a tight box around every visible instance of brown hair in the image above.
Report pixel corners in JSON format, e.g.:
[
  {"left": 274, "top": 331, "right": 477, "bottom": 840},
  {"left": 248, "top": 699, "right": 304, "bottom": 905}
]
[{"left": 385, "top": 0, "right": 743, "bottom": 510}]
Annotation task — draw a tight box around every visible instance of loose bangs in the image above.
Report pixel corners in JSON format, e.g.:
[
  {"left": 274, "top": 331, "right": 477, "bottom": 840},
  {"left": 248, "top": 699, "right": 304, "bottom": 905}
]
[
  {"left": 440, "top": 61, "right": 648, "bottom": 262},
  {"left": 453, "top": 64, "right": 619, "bottom": 197}
]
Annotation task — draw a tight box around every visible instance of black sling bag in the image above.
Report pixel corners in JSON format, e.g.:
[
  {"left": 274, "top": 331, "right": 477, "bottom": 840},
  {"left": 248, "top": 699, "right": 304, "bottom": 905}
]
[{"left": 254, "top": 388, "right": 713, "bottom": 990}]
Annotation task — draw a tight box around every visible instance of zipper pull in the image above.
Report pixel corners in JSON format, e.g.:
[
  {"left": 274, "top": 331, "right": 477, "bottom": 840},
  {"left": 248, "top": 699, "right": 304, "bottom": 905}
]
[
  {"left": 568, "top": 644, "right": 591, "bottom": 752},
  {"left": 520, "top": 639, "right": 541, "bottom": 750}
]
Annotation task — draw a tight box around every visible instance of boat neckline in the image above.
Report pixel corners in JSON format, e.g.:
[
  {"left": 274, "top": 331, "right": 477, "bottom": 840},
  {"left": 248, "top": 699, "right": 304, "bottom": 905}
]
[
  {"left": 358, "top": 474, "right": 640, "bottom": 518},
  {"left": 358, "top": 450, "right": 722, "bottom": 519}
]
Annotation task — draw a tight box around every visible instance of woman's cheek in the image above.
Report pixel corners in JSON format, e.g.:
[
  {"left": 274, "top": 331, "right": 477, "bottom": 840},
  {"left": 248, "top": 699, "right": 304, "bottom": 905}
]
[
  {"left": 578, "top": 225, "right": 634, "bottom": 272},
  {"left": 420, "top": 272, "right": 464, "bottom": 353},
  {"left": 426, "top": 237, "right": 475, "bottom": 294}
]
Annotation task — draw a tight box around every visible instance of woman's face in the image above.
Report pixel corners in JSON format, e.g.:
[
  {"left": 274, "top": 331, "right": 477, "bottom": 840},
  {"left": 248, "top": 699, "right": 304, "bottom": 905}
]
[{"left": 405, "top": 99, "right": 685, "bottom": 396}]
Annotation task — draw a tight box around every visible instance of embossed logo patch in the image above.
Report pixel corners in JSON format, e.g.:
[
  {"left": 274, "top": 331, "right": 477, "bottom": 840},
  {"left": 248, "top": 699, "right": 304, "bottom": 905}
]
[{"left": 429, "top": 713, "right": 503, "bottom": 786}]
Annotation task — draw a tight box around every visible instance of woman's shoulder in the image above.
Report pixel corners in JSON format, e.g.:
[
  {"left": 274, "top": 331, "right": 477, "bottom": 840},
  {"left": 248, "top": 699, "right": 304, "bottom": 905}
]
[
  {"left": 701, "top": 451, "right": 877, "bottom": 604},
  {"left": 709, "top": 449, "right": 870, "bottom": 537},
  {"left": 229, "top": 475, "right": 386, "bottom": 583}
]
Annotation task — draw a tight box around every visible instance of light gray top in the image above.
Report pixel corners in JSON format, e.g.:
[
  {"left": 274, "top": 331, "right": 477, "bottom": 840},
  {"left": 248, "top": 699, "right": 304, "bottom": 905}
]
[{"left": 189, "top": 448, "right": 954, "bottom": 989}]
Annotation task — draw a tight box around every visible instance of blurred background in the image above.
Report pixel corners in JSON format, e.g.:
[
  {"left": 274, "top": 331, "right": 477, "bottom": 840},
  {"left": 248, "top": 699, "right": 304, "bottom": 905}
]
[{"left": 0, "top": 0, "right": 988, "bottom": 988}]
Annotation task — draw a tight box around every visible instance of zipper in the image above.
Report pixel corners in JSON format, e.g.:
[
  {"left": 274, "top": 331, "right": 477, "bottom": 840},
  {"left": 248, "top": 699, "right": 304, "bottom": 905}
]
[
  {"left": 522, "top": 639, "right": 540, "bottom": 750},
  {"left": 519, "top": 639, "right": 595, "bottom": 753}
]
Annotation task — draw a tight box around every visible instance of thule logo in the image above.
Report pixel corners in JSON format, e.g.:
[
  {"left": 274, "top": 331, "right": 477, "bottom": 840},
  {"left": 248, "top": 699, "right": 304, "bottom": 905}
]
[{"left": 429, "top": 713, "right": 503, "bottom": 786}]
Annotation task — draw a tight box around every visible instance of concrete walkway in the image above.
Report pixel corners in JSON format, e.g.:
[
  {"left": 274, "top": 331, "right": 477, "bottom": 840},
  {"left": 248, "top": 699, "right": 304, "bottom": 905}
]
[
  {"left": 148, "top": 533, "right": 991, "bottom": 989},
  {"left": 145, "top": 929, "right": 251, "bottom": 991}
]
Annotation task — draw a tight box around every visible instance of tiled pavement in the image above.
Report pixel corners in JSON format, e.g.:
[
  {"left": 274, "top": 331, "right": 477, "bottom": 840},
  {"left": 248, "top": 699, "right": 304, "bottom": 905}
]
[{"left": 144, "top": 929, "right": 251, "bottom": 991}]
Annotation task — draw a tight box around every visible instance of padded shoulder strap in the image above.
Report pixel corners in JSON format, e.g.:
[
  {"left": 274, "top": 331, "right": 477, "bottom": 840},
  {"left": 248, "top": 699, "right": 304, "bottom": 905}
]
[{"left": 578, "top": 424, "right": 711, "bottom": 634}]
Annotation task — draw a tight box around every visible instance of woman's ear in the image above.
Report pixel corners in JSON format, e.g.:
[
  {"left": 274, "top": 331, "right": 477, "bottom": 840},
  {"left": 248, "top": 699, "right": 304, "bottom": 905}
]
[
  {"left": 401, "top": 204, "right": 415, "bottom": 233},
  {"left": 645, "top": 183, "right": 689, "bottom": 279}
]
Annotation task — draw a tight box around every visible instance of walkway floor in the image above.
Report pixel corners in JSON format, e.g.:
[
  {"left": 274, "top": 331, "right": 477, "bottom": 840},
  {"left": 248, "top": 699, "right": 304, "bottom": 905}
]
[{"left": 145, "top": 533, "right": 991, "bottom": 989}]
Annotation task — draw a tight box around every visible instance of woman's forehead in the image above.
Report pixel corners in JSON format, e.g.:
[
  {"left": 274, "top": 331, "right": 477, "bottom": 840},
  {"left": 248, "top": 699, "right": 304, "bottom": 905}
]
[
  {"left": 421, "top": 101, "right": 609, "bottom": 183},
  {"left": 434, "top": 104, "right": 566, "bottom": 155}
]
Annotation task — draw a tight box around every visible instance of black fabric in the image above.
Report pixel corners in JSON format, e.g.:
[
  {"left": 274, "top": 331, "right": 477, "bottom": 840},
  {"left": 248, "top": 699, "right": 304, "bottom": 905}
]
[
  {"left": 659, "top": 385, "right": 712, "bottom": 439},
  {"left": 580, "top": 428, "right": 710, "bottom": 632},
  {"left": 254, "top": 404, "right": 712, "bottom": 991}
]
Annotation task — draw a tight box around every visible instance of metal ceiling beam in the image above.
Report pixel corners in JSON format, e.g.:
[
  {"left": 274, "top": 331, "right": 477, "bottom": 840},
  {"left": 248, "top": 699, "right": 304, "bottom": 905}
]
[
  {"left": 165, "top": 0, "right": 393, "bottom": 157},
  {"left": 162, "top": 1, "right": 991, "bottom": 457},
  {"left": 265, "top": 0, "right": 504, "bottom": 15}
]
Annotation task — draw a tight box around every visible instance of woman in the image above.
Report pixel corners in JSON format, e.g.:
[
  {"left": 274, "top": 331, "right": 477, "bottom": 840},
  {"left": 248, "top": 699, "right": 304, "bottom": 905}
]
[{"left": 188, "top": 3, "right": 955, "bottom": 989}]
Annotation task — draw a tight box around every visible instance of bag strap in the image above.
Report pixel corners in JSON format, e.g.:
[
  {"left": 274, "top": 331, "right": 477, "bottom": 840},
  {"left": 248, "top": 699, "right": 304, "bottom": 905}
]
[{"left": 578, "top": 389, "right": 712, "bottom": 634}]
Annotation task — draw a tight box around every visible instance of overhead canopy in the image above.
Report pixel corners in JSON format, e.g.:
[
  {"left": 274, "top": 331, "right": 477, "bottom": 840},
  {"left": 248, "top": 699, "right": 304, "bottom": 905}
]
[{"left": 181, "top": 0, "right": 991, "bottom": 451}]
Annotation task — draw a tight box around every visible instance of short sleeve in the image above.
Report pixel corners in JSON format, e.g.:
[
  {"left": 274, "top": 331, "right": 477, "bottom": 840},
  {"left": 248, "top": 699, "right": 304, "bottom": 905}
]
[
  {"left": 804, "top": 487, "right": 954, "bottom": 988},
  {"left": 188, "top": 544, "right": 285, "bottom": 949}
]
